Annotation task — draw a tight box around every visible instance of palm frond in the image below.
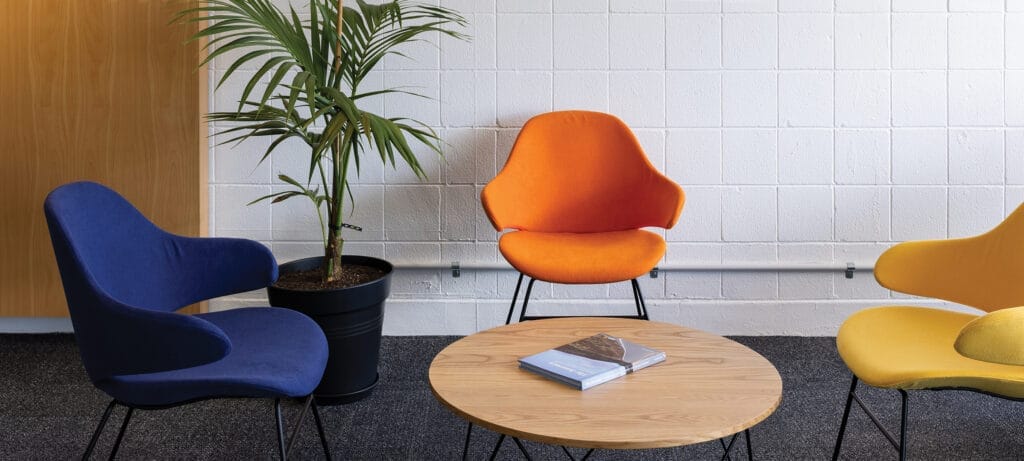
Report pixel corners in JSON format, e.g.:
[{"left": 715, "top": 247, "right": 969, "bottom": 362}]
[{"left": 180, "top": 0, "right": 468, "bottom": 269}]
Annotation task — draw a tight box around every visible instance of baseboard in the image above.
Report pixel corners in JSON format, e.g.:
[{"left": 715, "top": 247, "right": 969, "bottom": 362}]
[
  {"left": 6, "top": 299, "right": 971, "bottom": 336},
  {"left": 0, "top": 317, "right": 73, "bottom": 333}
]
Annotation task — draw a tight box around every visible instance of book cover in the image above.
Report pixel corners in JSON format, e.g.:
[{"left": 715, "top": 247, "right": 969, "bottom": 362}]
[{"left": 518, "top": 333, "right": 666, "bottom": 390}]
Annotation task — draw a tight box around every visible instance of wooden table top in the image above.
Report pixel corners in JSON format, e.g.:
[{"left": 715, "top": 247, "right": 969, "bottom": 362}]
[{"left": 428, "top": 317, "right": 782, "bottom": 450}]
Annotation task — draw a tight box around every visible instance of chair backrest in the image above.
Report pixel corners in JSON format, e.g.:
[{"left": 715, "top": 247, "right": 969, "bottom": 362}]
[
  {"left": 875, "top": 202, "right": 1024, "bottom": 312},
  {"left": 45, "top": 182, "right": 208, "bottom": 312},
  {"left": 44, "top": 181, "right": 232, "bottom": 383},
  {"left": 481, "top": 111, "right": 684, "bottom": 233}
]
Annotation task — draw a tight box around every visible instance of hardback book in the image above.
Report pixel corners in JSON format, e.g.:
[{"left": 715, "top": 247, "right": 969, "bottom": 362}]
[{"left": 518, "top": 333, "right": 666, "bottom": 390}]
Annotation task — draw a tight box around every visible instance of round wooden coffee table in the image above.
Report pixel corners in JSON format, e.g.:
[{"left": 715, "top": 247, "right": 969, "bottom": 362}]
[{"left": 429, "top": 317, "right": 782, "bottom": 458}]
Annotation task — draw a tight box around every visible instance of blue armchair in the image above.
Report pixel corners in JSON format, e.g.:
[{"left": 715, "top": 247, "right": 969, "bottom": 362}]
[{"left": 44, "top": 181, "right": 331, "bottom": 460}]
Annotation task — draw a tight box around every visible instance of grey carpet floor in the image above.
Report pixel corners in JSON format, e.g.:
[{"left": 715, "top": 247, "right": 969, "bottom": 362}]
[{"left": 2, "top": 334, "right": 1023, "bottom": 460}]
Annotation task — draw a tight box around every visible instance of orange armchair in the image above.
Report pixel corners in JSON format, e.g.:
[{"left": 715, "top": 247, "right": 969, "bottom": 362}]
[{"left": 482, "top": 111, "right": 684, "bottom": 324}]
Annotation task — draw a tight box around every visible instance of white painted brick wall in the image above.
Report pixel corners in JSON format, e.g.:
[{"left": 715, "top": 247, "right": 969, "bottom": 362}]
[{"left": 206, "top": 1, "right": 1023, "bottom": 336}]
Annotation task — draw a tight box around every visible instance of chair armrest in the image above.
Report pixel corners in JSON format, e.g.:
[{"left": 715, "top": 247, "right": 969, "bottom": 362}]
[
  {"left": 646, "top": 173, "right": 685, "bottom": 229},
  {"left": 167, "top": 235, "right": 279, "bottom": 307},
  {"left": 954, "top": 306, "right": 1024, "bottom": 366},
  {"left": 73, "top": 290, "right": 232, "bottom": 380}
]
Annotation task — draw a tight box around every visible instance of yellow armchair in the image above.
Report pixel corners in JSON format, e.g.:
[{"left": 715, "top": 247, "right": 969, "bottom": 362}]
[{"left": 832, "top": 203, "right": 1024, "bottom": 461}]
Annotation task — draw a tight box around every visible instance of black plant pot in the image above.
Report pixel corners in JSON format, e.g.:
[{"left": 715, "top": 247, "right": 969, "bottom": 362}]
[{"left": 266, "top": 255, "right": 393, "bottom": 405}]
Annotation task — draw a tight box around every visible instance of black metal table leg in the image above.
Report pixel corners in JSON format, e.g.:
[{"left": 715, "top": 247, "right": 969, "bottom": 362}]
[
  {"left": 511, "top": 437, "right": 533, "bottom": 461},
  {"left": 487, "top": 434, "right": 506, "bottom": 461},
  {"left": 719, "top": 430, "right": 755, "bottom": 461},
  {"left": 744, "top": 429, "right": 753, "bottom": 460},
  {"left": 462, "top": 422, "right": 473, "bottom": 460},
  {"left": 720, "top": 433, "right": 738, "bottom": 461},
  {"left": 560, "top": 446, "right": 596, "bottom": 461}
]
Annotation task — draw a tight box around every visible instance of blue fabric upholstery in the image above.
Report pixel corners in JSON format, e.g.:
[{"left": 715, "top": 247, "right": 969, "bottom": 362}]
[
  {"left": 44, "top": 181, "right": 327, "bottom": 407},
  {"left": 102, "top": 308, "right": 328, "bottom": 406}
]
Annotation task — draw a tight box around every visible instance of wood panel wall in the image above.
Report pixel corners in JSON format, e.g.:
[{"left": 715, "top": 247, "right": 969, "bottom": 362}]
[{"left": 0, "top": 0, "right": 207, "bottom": 317}]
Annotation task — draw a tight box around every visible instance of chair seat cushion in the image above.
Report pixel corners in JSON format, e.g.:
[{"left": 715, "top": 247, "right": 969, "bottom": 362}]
[
  {"left": 99, "top": 307, "right": 328, "bottom": 407},
  {"left": 498, "top": 229, "right": 665, "bottom": 284},
  {"left": 837, "top": 306, "right": 1024, "bottom": 398}
]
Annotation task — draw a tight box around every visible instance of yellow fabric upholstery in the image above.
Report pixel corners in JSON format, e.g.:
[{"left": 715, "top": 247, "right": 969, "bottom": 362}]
[
  {"left": 498, "top": 230, "right": 666, "bottom": 284},
  {"left": 837, "top": 202, "right": 1024, "bottom": 397},
  {"left": 955, "top": 306, "right": 1024, "bottom": 367},
  {"left": 874, "top": 202, "right": 1024, "bottom": 313},
  {"left": 837, "top": 306, "right": 1024, "bottom": 398}
]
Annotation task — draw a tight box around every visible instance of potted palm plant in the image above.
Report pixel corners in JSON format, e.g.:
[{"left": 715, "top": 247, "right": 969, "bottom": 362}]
[{"left": 179, "top": 0, "right": 467, "bottom": 404}]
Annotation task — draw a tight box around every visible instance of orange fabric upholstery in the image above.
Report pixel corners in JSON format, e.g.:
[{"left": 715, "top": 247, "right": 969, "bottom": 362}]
[
  {"left": 481, "top": 111, "right": 684, "bottom": 285},
  {"left": 499, "top": 230, "right": 666, "bottom": 284},
  {"left": 482, "top": 111, "right": 684, "bottom": 233}
]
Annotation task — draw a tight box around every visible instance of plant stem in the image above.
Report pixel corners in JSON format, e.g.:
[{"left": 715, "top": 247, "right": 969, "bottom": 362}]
[
  {"left": 323, "top": 0, "right": 347, "bottom": 282},
  {"left": 324, "top": 229, "right": 344, "bottom": 281},
  {"left": 316, "top": 201, "right": 328, "bottom": 250},
  {"left": 333, "top": 0, "right": 343, "bottom": 74},
  {"left": 324, "top": 125, "right": 355, "bottom": 282},
  {"left": 324, "top": 137, "right": 344, "bottom": 281},
  {"left": 317, "top": 161, "right": 332, "bottom": 225}
]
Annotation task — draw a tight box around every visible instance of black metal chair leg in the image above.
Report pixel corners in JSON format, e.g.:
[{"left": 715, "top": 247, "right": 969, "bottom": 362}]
[
  {"left": 286, "top": 395, "right": 333, "bottom": 460},
  {"left": 274, "top": 399, "right": 287, "bottom": 460},
  {"left": 487, "top": 434, "right": 506, "bottom": 461},
  {"left": 832, "top": 376, "right": 858, "bottom": 461},
  {"left": 631, "top": 279, "right": 649, "bottom": 320},
  {"left": 310, "top": 398, "right": 332, "bottom": 461},
  {"left": 511, "top": 274, "right": 651, "bottom": 322},
  {"left": 898, "top": 390, "right": 909, "bottom": 461},
  {"left": 83, "top": 400, "right": 117, "bottom": 460},
  {"left": 505, "top": 273, "right": 525, "bottom": 325},
  {"left": 630, "top": 279, "right": 644, "bottom": 319},
  {"left": 108, "top": 406, "right": 134, "bottom": 460},
  {"left": 635, "top": 279, "right": 649, "bottom": 319},
  {"left": 462, "top": 422, "right": 473, "bottom": 461},
  {"left": 517, "top": 278, "right": 537, "bottom": 323},
  {"left": 286, "top": 396, "right": 313, "bottom": 456}
]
